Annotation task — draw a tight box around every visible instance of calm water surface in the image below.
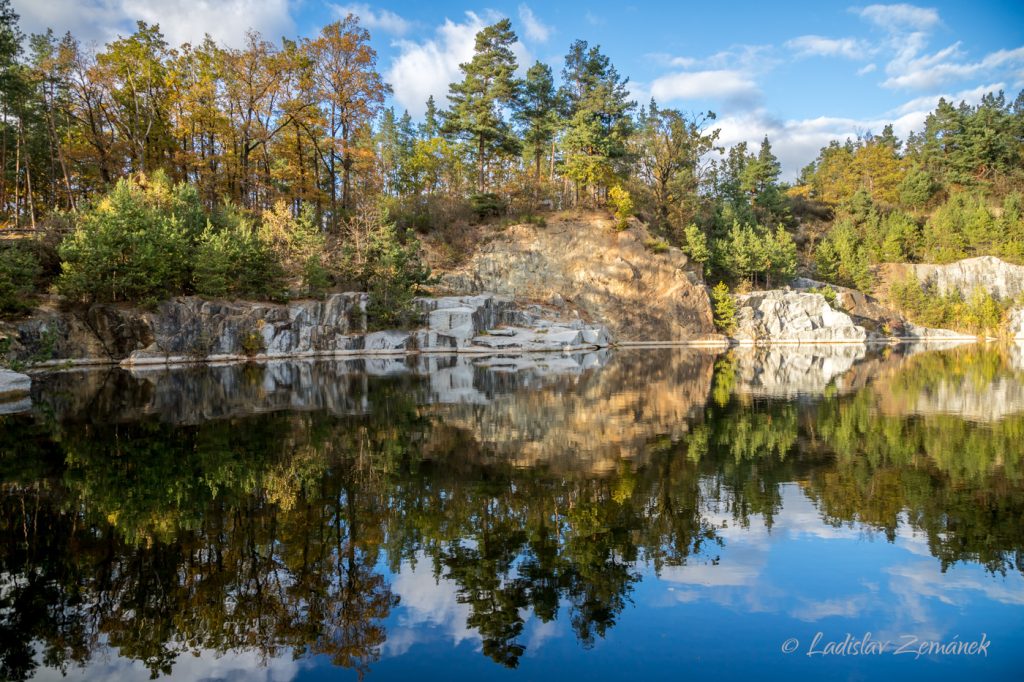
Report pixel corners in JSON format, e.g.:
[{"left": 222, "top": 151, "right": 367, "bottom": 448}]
[{"left": 1, "top": 344, "right": 1023, "bottom": 681}]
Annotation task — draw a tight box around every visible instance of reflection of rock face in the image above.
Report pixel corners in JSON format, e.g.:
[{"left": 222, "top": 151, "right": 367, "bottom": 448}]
[
  {"left": 871, "top": 346, "right": 1024, "bottom": 422},
  {"left": 732, "top": 345, "right": 869, "bottom": 398},
  {"left": 427, "top": 350, "right": 718, "bottom": 473},
  {"left": 733, "top": 291, "right": 868, "bottom": 344},
  {"left": 33, "top": 349, "right": 718, "bottom": 474},
  {"left": 440, "top": 214, "right": 715, "bottom": 342},
  {"left": 878, "top": 376, "right": 1024, "bottom": 422},
  {"left": 33, "top": 352, "right": 613, "bottom": 425}
]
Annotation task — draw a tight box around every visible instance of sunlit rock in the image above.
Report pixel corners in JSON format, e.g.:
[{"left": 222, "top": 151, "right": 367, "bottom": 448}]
[
  {"left": 439, "top": 212, "right": 715, "bottom": 342},
  {"left": 733, "top": 290, "right": 868, "bottom": 344}
]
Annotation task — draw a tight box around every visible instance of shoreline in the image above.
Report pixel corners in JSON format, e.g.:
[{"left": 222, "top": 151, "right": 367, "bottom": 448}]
[{"left": 12, "top": 334, "right": 997, "bottom": 374}]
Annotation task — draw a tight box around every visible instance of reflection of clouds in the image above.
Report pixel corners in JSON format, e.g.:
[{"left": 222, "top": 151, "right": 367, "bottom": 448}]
[
  {"left": 386, "top": 553, "right": 569, "bottom": 660},
  {"left": 886, "top": 561, "right": 1024, "bottom": 608},
  {"left": 659, "top": 553, "right": 761, "bottom": 587},
  {"left": 651, "top": 483, "right": 1024, "bottom": 645},
  {"left": 790, "top": 596, "right": 869, "bottom": 621},
  {"left": 31, "top": 646, "right": 303, "bottom": 682},
  {"left": 388, "top": 556, "right": 479, "bottom": 655}
]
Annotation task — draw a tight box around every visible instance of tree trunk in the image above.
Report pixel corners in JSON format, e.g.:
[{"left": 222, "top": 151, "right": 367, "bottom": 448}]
[{"left": 478, "top": 134, "right": 485, "bottom": 193}]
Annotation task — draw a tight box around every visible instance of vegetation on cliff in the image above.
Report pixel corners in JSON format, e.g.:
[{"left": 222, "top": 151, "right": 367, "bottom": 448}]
[{"left": 0, "top": 0, "right": 1021, "bottom": 332}]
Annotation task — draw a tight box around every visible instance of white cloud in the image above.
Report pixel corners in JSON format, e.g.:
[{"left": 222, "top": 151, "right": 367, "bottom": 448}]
[
  {"left": 786, "top": 35, "right": 869, "bottom": 59},
  {"left": 649, "top": 69, "right": 761, "bottom": 106},
  {"left": 857, "top": 3, "right": 941, "bottom": 33},
  {"left": 385, "top": 12, "right": 489, "bottom": 118},
  {"left": 13, "top": 0, "right": 296, "bottom": 48},
  {"left": 882, "top": 44, "right": 1024, "bottom": 90},
  {"left": 517, "top": 4, "right": 552, "bottom": 43},
  {"left": 715, "top": 106, "right": 932, "bottom": 180},
  {"left": 858, "top": 63, "right": 878, "bottom": 75},
  {"left": 330, "top": 3, "right": 412, "bottom": 36},
  {"left": 889, "top": 82, "right": 1003, "bottom": 116},
  {"left": 385, "top": 11, "right": 531, "bottom": 118}
]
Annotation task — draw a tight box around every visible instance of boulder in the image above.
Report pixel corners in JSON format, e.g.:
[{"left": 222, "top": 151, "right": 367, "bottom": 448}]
[
  {"left": 733, "top": 290, "right": 868, "bottom": 344},
  {"left": 0, "top": 368, "right": 31, "bottom": 397}
]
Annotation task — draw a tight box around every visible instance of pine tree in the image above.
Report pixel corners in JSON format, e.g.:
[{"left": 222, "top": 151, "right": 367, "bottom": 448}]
[
  {"left": 559, "top": 40, "right": 634, "bottom": 204},
  {"left": 421, "top": 95, "right": 440, "bottom": 138},
  {"left": 515, "top": 61, "right": 559, "bottom": 181},
  {"left": 711, "top": 281, "right": 737, "bottom": 334},
  {"left": 442, "top": 19, "right": 521, "bottom": 192}
]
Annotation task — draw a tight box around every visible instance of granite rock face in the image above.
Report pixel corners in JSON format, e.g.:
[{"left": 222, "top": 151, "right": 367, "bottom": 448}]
[
  {"left": 1009, "top": 308, "right": 1024, "bottom": 339},
  {"left": 733, "top": 290, "right": 869, "bottom": 344},
  {"left": 0, "top": 293, "right": 613, "bottom": 367},
  {"left": 896, "top": 256, "right": 1024, "bottom": 300},
  {"left": 0, "top": 369, "right": 31, "bottom": 414},
  {"left": 439, "top": 213, "right": 715, "bottom": 342}
]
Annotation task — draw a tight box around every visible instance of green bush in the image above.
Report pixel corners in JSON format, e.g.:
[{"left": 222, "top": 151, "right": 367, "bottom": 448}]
[
  {"left": 644, "top": 238, "right": 670, "bottom": 254},
  {"left": 682, "top": 224, "right": 710, "bottom": 274},
  {"left": 607, "top": 186, "right": 634, "bottom": 230},
  {"left": 469, "top": 193, "right": 505, "bottom": 219},
  {"left": 808, "top": 285, "right": 838, "bottom": 307},
  {"left": 711, "top": 281, "right": 737, "bottom": 335},
  {"left": 194, "top": 218, "right": 284, "bottom": 300},
  {"left": 889, "top": 274, "right": 1007, "bottom": 335},
  {"left": 362, "top": 211, "right": 434, "bottom": 329},
  {"left": 0, "top": 242, "right": 42, "bottom": 317},
  {"left": 57, "top": 178, "right": 190, "bottom": 304}
]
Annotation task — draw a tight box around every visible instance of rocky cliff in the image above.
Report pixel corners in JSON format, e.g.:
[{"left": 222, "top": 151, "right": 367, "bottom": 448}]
[
  {"left": 438, "top": 212, "right": 716, "bottom": 342},
  {"left": 883, "top": 255, "right": 1024, "bottom": 300},
  {"left": 0, "top": 293, "right": 612, "bottom": 368},
  {"left": 733, "top": 290, "right": 870, "bottom": 344},
  {"left": 731, "top": 288, "right": 977, "bottom": 345}
]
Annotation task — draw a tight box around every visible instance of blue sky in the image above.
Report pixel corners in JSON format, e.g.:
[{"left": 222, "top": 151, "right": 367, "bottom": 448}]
[{"left": 11, "top": 0, "right": 1024, "bottom": 178}]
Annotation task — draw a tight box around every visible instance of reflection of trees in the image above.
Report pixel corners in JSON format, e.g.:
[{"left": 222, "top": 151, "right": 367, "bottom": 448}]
[{"left": 2, "top": 345, "right": 1024, "bottom": 678}]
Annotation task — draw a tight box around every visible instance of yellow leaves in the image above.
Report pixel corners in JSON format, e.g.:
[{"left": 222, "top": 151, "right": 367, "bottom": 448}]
[{"left": 813, "top": 141, "right": 907, "bottom": 207}]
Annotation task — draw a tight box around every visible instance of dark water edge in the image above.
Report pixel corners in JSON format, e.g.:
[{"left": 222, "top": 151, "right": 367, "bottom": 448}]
[{"left": 2, "top": 344, "right": 1024, "bottom": 681}]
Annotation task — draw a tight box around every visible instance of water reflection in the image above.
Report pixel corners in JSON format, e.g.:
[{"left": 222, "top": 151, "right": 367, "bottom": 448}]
[{"left": 2, "top": 345, "right": 1023, "bottom": 680}]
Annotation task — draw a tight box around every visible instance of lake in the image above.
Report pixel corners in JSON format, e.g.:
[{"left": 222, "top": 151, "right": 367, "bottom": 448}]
[{"left": 1, "top": 344, "right": 1023, "bottom": 681}]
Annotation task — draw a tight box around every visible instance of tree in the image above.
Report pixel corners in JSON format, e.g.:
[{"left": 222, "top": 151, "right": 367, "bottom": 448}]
[
  {"left": 361, "top": 207, "right": 433, "bottom": 327},
  {"left": 682, "top": 224, "right": 710, "bottom": 275},
  {"left": 57, "top": 175, "right": 190, "bottom": 303},
  {"left": 710, "top": 282, "right": 736, "bottom": 334},
  {"left": 306, "top": 16, "right": 389, "bottom": 216},
  {"left": 515, "top": 61, "right": 559, "bottom": 182},
  {"left": 559, "top": 40, "right": 634, "bottom": 204},
  {"left": 93, "top": 22, "right": 174, "bottom": 175},
  {"left": 741, "top": 136, "right": 787, "bottom": 225},
  {"left": 634, "top": 101, "right": 719, "bottom": 229},
  {"left": 443, "top": 19, "right": 521, "bottom": 192}
]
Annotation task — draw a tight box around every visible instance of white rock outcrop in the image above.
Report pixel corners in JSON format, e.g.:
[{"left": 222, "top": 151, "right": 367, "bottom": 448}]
[
  {"left": 0, "top": 368, "right": 31, "bottom": 413},
  {"left": 0, "top": 368, "right": 31, "bottom": 396},
  {"left": 1009, "top": 308, "right": 1024, "bottom": 339},
  {"left": 733, "top": 290, "right": 868, "bottom": 344},
  {"left": 902, "top": 256, "right": 1024, "bottom": 300}
]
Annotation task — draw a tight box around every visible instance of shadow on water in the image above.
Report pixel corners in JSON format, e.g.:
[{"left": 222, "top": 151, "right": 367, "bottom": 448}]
[{"left": 2, "top": 343, "right": 1024, "bottom": 679}]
